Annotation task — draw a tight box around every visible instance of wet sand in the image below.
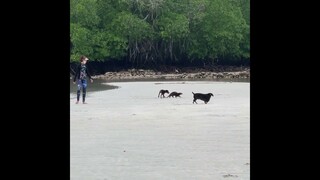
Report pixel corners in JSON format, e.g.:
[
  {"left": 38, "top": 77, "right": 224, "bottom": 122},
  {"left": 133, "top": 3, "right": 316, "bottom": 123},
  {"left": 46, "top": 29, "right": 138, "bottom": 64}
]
[{"left": 70, "top": 81, "right": 250, "bottom": 179}]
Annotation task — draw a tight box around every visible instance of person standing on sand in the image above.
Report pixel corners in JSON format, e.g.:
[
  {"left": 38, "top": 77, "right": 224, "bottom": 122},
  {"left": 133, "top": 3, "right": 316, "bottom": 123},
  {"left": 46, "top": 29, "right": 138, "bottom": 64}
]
[{"left": 73, "top": 56, "right": 93, "bottom": 104}]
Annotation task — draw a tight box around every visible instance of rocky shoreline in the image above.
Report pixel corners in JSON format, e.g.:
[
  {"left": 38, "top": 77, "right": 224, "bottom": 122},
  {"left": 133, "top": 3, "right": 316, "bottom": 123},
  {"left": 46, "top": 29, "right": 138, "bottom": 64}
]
[{"left": 92, "top": 67, "right": 250, "bottom": 81}]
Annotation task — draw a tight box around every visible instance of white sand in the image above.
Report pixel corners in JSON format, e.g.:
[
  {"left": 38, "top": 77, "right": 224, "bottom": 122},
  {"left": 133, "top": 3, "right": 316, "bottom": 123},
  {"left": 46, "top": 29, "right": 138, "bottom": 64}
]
[{"left": 71, "top": 81, "right": 250, "bottom": 180}]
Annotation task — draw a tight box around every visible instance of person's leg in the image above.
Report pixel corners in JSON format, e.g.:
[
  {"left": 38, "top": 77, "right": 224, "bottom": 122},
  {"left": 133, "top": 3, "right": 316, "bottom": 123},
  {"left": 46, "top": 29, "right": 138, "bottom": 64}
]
[
  {"left": 76, "top": 79, "right": 83, "bottom": 104},
  {"left": 82, "top": 79, "right": 88, "bottom": 103}
]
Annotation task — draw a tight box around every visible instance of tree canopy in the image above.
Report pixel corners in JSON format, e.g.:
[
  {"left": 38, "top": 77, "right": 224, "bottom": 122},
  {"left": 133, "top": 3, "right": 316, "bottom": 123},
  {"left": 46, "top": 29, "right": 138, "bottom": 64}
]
[{"left": 70, "top": 0, "right": 250, "bottom": 67}]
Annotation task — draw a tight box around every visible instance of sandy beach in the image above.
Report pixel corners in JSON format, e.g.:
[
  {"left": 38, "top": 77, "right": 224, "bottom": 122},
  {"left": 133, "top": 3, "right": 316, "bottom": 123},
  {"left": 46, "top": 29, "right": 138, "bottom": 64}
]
[{"left": 70, "top": 81, "right": 250, "bottom": 179}]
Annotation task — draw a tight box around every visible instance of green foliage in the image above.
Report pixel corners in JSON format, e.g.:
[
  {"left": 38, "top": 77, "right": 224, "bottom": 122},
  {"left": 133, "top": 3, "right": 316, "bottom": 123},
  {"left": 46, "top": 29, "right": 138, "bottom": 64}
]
[
  {"left": 111, "top": 12, "right": 153, "bottom": 41},
  {"left": 71, "top": 0, "right": 100, "bottom": 28},
  {"left": 70, "top": 23, "right": 94, "bottom": 62},
  {"left": 157, "top": 12, "right": 189, "bottom": 40},
  {"left": 70, "top": 0, "right": 250, "bottom": 65}
]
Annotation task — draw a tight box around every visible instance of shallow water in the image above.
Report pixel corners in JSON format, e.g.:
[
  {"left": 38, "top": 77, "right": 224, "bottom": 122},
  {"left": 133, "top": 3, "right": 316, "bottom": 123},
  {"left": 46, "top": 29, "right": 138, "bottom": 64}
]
[
  {"left": 70, "top": 79, "right": 118, "bottom": 94},
  {"left": 70, "top": 78, "right": 249, "bottom": 94}
]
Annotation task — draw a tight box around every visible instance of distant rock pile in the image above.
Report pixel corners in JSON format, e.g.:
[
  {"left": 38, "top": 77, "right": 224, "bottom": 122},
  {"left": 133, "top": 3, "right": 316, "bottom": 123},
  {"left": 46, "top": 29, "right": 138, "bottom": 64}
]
[{"left": 93, "top": 68, "right": 250, "bottom": 81}]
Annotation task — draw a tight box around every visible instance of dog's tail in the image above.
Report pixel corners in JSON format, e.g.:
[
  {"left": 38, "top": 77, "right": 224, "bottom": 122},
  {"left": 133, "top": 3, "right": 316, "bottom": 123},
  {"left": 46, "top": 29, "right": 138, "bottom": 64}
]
[{"left": 192, "top": 92, "right": 194, "bottom": 94}]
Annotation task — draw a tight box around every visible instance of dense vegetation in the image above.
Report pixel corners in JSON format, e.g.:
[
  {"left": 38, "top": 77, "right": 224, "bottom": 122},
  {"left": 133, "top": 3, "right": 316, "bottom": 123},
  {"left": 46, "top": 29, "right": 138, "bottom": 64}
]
[{"left": 70, "top": 0, "right": 249, "bottom": 69}]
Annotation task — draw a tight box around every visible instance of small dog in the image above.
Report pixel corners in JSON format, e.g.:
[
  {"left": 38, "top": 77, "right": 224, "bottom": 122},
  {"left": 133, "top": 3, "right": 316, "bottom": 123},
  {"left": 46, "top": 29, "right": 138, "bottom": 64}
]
[
  {"left": 192, "top": 92, "right": 214, "bottom": 104},
  {"left": 158, "top": 89, "right": 169, "bottom": 98},
  {"left": 168, "top": 92, "right": 183, "bottom": 98}
]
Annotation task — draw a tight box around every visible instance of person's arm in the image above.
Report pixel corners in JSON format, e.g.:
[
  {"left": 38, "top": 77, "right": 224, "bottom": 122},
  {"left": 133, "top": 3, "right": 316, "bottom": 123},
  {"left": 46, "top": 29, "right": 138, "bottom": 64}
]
[
  {"left": 86, "top": 66, "right": 93, "bottom": 81},
  {"left": 73, "top": 65, "right": 80, "bottom": 82}
]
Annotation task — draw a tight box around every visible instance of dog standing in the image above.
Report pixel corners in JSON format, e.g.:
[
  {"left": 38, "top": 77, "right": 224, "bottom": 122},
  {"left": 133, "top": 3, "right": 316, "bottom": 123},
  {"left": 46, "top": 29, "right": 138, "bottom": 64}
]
[
  {"left": 158, "top": 89, "right": 169, "bottom": 98},
  {"left": 192, "top": 92, "right": 214, "bottom": 104}
]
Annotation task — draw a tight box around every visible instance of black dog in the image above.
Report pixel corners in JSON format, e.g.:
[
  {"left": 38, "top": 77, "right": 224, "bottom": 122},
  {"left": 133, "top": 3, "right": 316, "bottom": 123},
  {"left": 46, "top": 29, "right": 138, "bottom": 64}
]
[
  {"left": 192, "top": 92, "right": 214, "bottom": 104},
  {"left": 158, "top": 89, "right": 169, "bottom": 98},
  {"left": 168, "top": 92, "right": 183, "bottom": 98}
]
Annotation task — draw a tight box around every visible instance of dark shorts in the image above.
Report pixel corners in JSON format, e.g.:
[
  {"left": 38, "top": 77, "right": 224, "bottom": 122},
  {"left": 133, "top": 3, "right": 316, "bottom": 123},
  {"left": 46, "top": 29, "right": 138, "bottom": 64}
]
[{"left": 77, "top": 79, "right": 87, "bottom": 90}]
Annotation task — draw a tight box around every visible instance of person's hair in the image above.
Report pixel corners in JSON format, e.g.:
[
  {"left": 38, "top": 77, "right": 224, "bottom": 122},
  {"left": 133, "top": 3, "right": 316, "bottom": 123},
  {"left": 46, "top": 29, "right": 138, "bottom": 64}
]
[{"left": 80, "top": 55, "right": 88, "bottom": 62}]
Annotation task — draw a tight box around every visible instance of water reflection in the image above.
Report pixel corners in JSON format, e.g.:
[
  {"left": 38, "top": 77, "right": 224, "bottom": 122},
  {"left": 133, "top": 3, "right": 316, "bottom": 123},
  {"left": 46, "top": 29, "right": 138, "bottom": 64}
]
[
  {"left": 70, "top": 78, "right": 249, "bottom": 94},
  {"left": 70, "top": 79, "right": 118, "bottom": 94}
]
